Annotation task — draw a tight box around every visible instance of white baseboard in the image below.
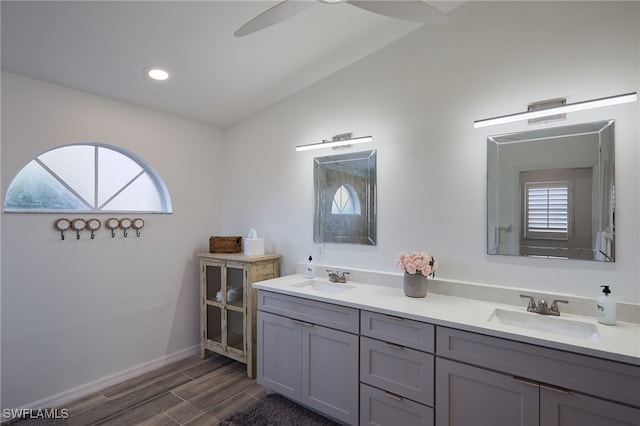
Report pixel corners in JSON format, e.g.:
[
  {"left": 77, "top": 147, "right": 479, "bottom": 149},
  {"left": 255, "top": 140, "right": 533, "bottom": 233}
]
[{"left": 22, "top": 345, "right": 200, "bottom": 410}]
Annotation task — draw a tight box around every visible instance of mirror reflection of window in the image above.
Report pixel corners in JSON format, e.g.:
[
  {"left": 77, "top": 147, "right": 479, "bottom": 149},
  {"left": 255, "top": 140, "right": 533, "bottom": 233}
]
[
  {"left": 524, "top": 181, "right": 570, "bottom": 240},
  {"left": 519, "top": 168, "right": 592, "bottom": 258},
  {"left": 331, "top": 184, "right": 361, "bottom": 215}
]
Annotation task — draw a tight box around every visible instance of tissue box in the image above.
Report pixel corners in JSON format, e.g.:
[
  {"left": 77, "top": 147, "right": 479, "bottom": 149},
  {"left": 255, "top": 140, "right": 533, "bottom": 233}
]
[
  {"left": 209, "top": 236, "right": 242, "bottom": 253},
  {"left": 244, "top": 239, "right": 264, "bottom": 256}
]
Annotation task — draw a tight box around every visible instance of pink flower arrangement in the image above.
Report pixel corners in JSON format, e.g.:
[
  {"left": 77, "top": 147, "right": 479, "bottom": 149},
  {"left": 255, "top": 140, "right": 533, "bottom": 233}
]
[{"left": 395, "top": 251, "right": 438, "bottom": 277}]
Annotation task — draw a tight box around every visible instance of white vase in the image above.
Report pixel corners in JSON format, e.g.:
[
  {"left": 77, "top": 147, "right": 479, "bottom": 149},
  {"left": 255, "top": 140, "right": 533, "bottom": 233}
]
[{"left": 403, "top": 272, "right": 428, "bottom": 298}]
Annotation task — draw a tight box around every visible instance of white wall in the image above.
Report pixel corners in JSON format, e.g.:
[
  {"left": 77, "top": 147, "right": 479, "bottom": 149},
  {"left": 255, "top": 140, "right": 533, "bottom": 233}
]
[
  {"left": 222, "top": 2, "right": 640, "bottom": 302},
  {"left": 1, "top": 72, "right": 224, "bottom": 408}
]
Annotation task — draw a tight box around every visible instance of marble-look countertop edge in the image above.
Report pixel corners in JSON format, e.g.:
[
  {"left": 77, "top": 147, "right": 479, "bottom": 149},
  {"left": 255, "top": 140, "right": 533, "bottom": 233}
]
[{"left": 254, "top": 274, "right": 640, "bottom": 366}]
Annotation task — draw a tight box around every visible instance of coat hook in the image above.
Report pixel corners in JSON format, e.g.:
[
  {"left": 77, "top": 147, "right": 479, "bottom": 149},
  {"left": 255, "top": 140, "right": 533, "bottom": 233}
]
[
  {"left": 132, "top": 218, "right": 144, "bottom": 238},
  {"left": 120, "top": 218, "right": 132, "bottom": 239},
  {"left": 55, "top": 218, "right": 71, "bottom": 241},
  {"left": 71, "top": 218, "right": 86, "bottom": 241},
  {"left": 87, "top": 219, "right": 101, "bottom": 241},
  {"left": 106, "top": 218, "right": 119, "bottom": 238}
]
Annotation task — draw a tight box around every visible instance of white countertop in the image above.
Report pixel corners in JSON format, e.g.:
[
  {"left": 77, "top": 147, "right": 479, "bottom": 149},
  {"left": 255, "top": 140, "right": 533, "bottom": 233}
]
[{"left": 254, "top": 274, "right": 640, "bottom": 366}]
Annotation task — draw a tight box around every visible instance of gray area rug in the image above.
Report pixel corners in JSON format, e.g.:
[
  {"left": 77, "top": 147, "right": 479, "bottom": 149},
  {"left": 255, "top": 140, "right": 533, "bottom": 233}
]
[{"left": 218, "top": 394, "right": 340, "bottom": 426}]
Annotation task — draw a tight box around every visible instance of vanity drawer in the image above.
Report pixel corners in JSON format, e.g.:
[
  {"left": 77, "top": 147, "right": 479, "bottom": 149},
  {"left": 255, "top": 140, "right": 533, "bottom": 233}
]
[
  {"left": 437, "top": 327, "right": 640, "bottom": 408},
  {"left": 257, "top": 290, "right": 359, "bottom": 334},
  {"left": 361, "top": 310, "right": 434, "bottom": 352},
  {"left": 360, "top": 336, "right": 434, "bottom": 406},
  {"left": 360, "top": 383, "right": 433, "bottom": 426}
]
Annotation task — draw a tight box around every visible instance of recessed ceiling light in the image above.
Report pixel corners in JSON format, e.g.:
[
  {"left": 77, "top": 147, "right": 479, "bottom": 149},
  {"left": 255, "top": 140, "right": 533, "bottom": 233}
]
[{"left": 144, "top": 67, "right": 170, "bottom": 81}]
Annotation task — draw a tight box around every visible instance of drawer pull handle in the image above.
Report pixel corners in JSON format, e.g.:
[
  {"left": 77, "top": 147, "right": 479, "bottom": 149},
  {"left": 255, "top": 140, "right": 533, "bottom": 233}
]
[
  {"left": 292, "top": 320, "right": 314, "bottom": 327},
  {"left": 383, "top": 314, "right": 404, "bottom": 321},
  {"left": 513, "top": 378, "right": 570, "bottom": 395},
  {"left": 512, "top": 377, "right": 539, "bottom": 388},
  {"left": 384, "top": 391, "right": 404, "bottom": 401},
  {"left": 384, "top": 342, "right": 405, "bottom": 350},
  {"left": 540, "top": 383, "right": 570, "bottom": 395}
]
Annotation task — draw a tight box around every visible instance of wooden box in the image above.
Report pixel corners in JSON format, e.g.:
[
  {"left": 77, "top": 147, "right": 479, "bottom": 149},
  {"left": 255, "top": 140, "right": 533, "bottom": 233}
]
[{"left": 209, "top": 236, "right": 242, "bottom": 253}]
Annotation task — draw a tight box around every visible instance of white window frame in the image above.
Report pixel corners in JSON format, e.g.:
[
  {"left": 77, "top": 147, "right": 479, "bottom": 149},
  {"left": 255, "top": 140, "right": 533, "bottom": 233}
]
[{"left": 3, "top": 142, "right": 172, "bottom": 213}]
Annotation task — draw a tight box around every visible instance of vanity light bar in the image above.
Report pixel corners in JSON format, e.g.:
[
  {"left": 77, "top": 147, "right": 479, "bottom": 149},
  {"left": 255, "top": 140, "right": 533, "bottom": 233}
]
[
  {"left": 474, "top": 92, "right": 637, "bottom": 128},
  {"left": 296, "top": 135, "right": 372, "bottom": 152}
]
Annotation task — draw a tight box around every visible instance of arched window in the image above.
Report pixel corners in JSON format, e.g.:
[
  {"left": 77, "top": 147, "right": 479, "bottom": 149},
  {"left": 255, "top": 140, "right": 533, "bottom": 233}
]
[
  {"left": 331, "top": 184, "right": 361, "bottom": 215},
  {"left": 4, "top": 143, "right": 172, "bottom": 213}
]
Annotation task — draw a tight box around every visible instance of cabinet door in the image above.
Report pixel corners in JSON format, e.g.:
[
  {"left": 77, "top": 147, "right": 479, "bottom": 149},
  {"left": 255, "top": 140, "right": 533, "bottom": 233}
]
[
  {"left": 224, "top": 263, "right": 246, "bottom": 353},
  {"left": 540, "top": 387, "right": 640, "bottom": 426},
  {"left": 435, "top": 358, "right": 539, "bottom": 426},
  {"left": 203, "top": 262, "right": 223, "bottom": 346},
  {"left": 224, "top": 263, "right": 245, "bottom": 308},
  {"left": 303, "top": 323, "right": 359, "bottom": 425},
  {"left": 257, "top": 311, "right": 302, "bottom": 401}
]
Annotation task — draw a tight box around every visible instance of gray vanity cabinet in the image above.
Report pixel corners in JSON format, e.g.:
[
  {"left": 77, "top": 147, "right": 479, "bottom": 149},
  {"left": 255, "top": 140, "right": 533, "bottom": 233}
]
[
  {"left": 436, "top": 327, "right": 640, "bottom": 426},
  {"left": 257, "top": 291, "right": 359, "bottom": 425},
  {"left": 436, "top": 357, "right": 539, "bottom": 426},
  {"left": 359, "top": 311, "right": 435, "bottom": 426},
  {"left": 256, "top": 310, "right": 301, "bottom": 399},
  {"left": 540, "top": 388, "right": 640, "bottom": 426}
]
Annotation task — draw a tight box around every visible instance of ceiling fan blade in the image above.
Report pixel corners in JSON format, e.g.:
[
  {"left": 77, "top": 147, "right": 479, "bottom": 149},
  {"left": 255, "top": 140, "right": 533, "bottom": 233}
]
[
  {"left": 346, "top": 1, "right": 447, "bottom": 24},
  {"left": 234, "top": 1, "right": 316, "bottom": 37}
]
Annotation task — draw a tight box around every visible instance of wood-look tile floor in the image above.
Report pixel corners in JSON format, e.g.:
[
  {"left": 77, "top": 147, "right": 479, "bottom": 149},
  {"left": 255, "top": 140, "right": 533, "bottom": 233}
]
[{"left": 61, "top": 355, "right": 266, "bottom": 425}]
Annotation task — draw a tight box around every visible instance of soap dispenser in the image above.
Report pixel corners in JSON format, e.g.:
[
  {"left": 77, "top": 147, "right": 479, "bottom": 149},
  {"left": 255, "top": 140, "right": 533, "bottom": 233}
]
[
  {"left": 597, "top": 285, "right": 617, "bottom": 325},
  {"left": 304, "top": 255, "right": 315, "bottom": 279}
]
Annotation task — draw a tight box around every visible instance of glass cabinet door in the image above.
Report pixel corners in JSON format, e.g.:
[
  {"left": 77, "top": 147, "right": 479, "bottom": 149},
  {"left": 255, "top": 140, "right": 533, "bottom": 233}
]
[
  {"left": 206, "top": 305, "right": 222, "bottom": 344},
  {"left": 205, "top": 264, "right": 222, "bottom": 344},
  {"left": 227, "top": 310, "right": 244, "bottom": 351},
  {"left": 225, "top": 266, "right": 245, "bottom": 308},
  {"left": 205, "top": 264, "right": 222, "bottom": 302},
  {"left": 225, "top": 264, "right": 246, "bottom": 352}
]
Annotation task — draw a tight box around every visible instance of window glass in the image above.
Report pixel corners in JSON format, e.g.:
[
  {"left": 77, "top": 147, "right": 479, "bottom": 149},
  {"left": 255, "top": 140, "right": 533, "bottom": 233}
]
[
  {"left": 97, "top": 147, "right": 143, "bottom": 206},
  {"left": 4, "top": 161, "right": 89, "bottom": 210},
  {"left": 38, "top": 145, "right": 95, "bottom": 205},
  {"left": 4, "top": 143, "right": 172, "bottom": 213},
  {"left": 331, "top": 184, "right": 361, "bottom": 215},
  {"left": 101, "top": 172, "right": 163, "bottom": 211}
]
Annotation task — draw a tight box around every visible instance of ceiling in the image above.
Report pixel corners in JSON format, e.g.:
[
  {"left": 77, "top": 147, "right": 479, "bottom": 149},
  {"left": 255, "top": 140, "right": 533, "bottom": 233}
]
[{"left": 1, "top": 1, "right": 464, "bottom": 129}]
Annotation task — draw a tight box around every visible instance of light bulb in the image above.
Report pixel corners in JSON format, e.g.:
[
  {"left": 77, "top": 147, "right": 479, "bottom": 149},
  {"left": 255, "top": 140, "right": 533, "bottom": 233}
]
[{"left": 144, "top": 67, "right": 170, "bottom": 81}]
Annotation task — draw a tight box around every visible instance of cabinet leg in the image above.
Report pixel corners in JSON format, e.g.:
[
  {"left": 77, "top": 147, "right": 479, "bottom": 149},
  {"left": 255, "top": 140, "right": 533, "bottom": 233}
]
[
  {"left": 200, "top": 346, "right": 211, "bottom": 360},
  {"left": 247, "top": 364, "right": 255, "bottom": 379}
]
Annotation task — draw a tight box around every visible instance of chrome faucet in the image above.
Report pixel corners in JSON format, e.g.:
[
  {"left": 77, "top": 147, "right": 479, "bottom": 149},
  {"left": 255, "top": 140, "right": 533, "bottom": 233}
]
[
  {"left": 327, "top": 269, "right": 350, "bottom": 283},
  {"left": 520, "top": 295, "right": 568, "bottom": 316}
]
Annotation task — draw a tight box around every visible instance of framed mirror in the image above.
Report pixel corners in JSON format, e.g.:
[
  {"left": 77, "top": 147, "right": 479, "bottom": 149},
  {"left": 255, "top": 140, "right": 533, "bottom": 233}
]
[
  {"left": 314, "top": 150, "right": 377, "bottom": 245},
  {"left": 487, "top": 120, "right": 614, "bottom": 261}
]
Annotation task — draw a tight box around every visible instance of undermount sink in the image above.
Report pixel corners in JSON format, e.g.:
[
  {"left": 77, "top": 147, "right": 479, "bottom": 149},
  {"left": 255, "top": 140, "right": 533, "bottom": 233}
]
[
  {"left": 488, "top": 308, "right": 601, "bottom": 342},
  {"left": 291, "top": 280, "right": 355, "bottom": 294}
]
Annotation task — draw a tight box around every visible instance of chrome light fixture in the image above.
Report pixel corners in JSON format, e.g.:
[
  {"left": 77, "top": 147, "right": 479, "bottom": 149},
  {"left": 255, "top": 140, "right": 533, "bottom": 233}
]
[
  {"left": 474, "top": 92, "right": 637, "bottom": 128},
  {"left": 296, "top": 133, "right": 372, "bottom": 152}
]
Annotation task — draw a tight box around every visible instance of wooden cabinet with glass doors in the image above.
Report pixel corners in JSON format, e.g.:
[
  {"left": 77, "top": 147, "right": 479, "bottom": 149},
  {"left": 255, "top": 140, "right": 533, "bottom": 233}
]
[{"left": 197, "top": 252, "right": 280, "bottom": 378}]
